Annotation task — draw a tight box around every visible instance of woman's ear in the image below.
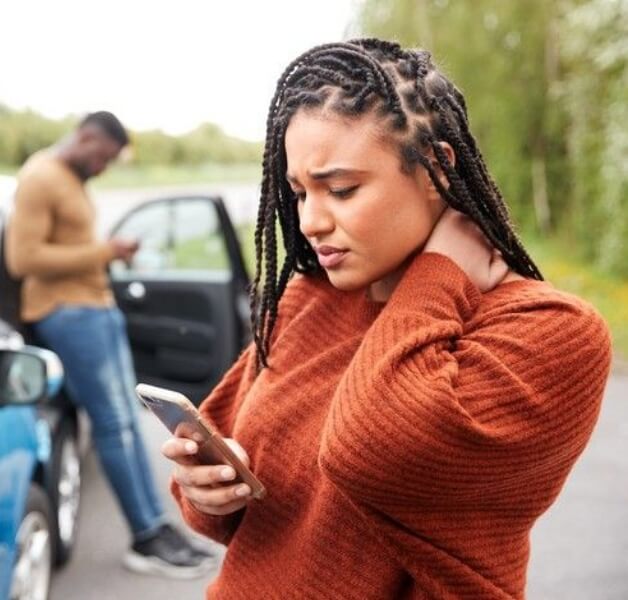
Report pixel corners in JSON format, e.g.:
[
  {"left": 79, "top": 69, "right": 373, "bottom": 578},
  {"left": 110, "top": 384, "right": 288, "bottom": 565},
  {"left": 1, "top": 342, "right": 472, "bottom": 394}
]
[
  {"left": 422, "top": 141, "right": 455, "bottom": 199},
  {"left": 438, "top": 141, "right": 455, "bottom": 169}
]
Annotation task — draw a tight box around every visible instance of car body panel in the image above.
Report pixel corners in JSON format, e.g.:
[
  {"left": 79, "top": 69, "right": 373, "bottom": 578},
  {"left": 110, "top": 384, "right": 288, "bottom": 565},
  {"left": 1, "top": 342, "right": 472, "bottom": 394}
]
[
  {"left": 0, "top": 325, "right": 77, "bottom": 598},
  {"left": 0, "top": 404, "right": 51, "bottom": 599}
]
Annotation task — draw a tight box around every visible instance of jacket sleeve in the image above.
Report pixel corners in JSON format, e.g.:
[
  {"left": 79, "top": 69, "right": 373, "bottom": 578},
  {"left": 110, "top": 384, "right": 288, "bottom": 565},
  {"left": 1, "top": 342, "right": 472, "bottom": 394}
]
[
  {"left": 6, "top": 173, "right": 113, "bottom": 278},
  {"left": 319, "top": 253, "right": 611, "bottom": 520}
]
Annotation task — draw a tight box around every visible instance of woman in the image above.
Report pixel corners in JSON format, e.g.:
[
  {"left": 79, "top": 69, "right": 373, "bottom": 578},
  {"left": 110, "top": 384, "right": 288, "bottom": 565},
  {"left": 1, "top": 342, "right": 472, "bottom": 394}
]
[{"left": 163, "top": 39, "right": 611, "bottom": 599}]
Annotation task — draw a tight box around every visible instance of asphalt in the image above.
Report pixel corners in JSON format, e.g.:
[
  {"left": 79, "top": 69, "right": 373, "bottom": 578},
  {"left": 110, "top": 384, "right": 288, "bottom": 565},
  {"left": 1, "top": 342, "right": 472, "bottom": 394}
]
[{"left": 50, "top": 375, "right": 628, "bottom": 600}]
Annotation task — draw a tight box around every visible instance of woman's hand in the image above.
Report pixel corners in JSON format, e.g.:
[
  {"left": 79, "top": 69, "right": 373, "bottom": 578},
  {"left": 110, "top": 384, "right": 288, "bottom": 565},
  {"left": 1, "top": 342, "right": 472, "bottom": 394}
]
[
  {"left": 162, "top": 436, "right": 252, "bottom": 516},
  {"left": 424, "top": 208, "right": 510, "bottom": 292}
]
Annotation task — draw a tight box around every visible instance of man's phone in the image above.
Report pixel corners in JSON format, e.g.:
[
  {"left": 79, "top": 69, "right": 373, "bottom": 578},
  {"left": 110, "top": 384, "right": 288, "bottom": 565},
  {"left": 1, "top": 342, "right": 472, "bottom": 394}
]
[{"left": 135, "top": 383, "right": 266, "bottom": 500}]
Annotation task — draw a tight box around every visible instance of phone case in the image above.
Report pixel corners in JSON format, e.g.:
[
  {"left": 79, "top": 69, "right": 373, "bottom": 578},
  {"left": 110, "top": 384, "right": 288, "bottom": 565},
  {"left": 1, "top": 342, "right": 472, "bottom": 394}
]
[{"left": 136, "top": 383, "right": 266, "bottom": 500}]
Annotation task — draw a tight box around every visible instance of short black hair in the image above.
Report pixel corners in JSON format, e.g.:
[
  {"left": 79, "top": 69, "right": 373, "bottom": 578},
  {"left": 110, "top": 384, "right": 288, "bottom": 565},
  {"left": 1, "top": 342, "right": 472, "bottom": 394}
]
[{"left": 79, "top": 111, "right": 129, "bottom": 147}]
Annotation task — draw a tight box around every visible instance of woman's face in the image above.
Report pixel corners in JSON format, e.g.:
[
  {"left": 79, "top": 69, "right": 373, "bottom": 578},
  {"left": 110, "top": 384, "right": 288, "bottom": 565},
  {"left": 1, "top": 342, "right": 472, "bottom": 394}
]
[{"left": 285, "top": 110, "right": 447, "bottom": 301}]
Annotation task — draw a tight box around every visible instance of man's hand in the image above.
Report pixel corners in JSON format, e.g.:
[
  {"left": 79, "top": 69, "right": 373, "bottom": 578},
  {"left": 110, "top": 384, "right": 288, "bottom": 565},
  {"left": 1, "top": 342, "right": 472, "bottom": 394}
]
[
  {"left": 424, "top": 208, "right": 510, "bottom": 293},
  {"left": 108, "top": 238, "right": 140, "bottom": 263}
]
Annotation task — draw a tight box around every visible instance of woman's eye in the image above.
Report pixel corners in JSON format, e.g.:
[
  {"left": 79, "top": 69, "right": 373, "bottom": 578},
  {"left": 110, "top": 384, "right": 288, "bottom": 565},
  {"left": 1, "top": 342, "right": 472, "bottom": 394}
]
[{"left": 330, "top": 186, "right": 358, "bottom": 199}]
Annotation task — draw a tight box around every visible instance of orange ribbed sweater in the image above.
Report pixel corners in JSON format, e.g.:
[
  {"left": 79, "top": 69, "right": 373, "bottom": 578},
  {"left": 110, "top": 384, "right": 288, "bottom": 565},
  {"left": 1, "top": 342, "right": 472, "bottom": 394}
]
[{"left": 171, "top": 253, "right": 611, "bottom": 599}]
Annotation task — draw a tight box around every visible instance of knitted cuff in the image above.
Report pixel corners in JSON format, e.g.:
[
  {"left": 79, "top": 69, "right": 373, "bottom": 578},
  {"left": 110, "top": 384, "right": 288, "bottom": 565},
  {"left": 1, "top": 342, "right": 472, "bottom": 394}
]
[{"left": 383, "top": 252, "right": 482, "bottom": 324}]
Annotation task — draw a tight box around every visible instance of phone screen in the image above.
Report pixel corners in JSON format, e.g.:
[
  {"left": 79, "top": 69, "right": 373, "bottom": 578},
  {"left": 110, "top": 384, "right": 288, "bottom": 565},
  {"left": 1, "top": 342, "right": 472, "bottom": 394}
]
[
  {"left": 140, "top": 393, "right": 218, "bottom": 455},
  {"left": 141, "top": 394, "right": 198, "bottom": 433}
]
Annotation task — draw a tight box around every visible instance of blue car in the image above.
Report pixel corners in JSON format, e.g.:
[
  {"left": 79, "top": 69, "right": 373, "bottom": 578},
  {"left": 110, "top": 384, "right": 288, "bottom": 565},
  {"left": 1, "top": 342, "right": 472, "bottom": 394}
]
[{"left": 0, "top": 323, "right": 82, "bottom": 600}]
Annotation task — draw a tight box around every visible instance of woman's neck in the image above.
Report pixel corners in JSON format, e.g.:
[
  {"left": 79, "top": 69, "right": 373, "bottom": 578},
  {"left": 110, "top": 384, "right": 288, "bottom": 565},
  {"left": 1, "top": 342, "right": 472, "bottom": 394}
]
[{"left": 368, "top": 254, "right": 417, "bottom": 303}]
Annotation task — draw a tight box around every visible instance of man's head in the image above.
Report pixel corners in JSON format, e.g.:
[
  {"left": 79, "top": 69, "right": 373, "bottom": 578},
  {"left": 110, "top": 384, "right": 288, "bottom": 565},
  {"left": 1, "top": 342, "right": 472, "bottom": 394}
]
[{"left": 63, "top": 111, "right": 129, "bottom": 180}]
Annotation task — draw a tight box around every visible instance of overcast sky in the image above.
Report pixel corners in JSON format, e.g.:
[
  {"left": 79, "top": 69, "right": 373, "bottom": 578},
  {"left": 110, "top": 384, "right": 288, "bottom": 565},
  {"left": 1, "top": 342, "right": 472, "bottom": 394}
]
[{"left": 0, "top": 0, "right": 358, "bottom": 141}]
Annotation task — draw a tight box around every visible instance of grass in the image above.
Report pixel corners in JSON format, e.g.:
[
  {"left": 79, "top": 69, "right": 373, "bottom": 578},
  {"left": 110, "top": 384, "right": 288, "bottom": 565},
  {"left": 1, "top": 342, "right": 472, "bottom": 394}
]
[
  {"left": 237, "top": 223, "right": 257, "bottom": 276},
  {"left": 523, "top": 235, "right": 628, "bottom": 366},
  {"left": 173, "top": 235, "right": 231, "bottom": 271}
]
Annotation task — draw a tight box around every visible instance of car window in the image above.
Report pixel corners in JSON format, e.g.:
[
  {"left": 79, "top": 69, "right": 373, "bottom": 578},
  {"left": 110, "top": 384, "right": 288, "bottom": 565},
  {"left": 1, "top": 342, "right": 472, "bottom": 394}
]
[
  {"left": 110, "top": 201, "right": 172, "bottom": 275},
  {"left": 172, "top": 199, "right": 229, "bottom": 271},
  {"left": 110, "top": 198, "right": 230, "bottom": 278}
]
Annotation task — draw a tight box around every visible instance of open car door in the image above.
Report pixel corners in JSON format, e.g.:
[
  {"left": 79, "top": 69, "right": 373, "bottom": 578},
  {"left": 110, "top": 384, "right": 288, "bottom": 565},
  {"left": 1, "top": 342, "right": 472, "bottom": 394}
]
[{"left": 109, "top": 195, "right": 250, "bottom": 406}]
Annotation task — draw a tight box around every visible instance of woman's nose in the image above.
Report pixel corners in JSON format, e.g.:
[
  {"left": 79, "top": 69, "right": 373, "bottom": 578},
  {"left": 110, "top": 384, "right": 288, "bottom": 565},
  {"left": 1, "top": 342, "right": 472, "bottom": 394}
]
[{"left": 298, "top": 194, "right": 335, "bottom": 238}]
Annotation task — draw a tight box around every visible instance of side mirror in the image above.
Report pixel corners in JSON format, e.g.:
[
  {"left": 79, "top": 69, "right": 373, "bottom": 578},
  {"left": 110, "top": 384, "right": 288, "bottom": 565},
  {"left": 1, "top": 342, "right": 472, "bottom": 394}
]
[
  {"left": 0, "top": 346, "right": 64, "bottom": 406},
  {"left": 23, "top": 345, "right": 64, "bottom": 398},
  {"left": 0, "top": 350, "right": 46, "bottom": 405}
]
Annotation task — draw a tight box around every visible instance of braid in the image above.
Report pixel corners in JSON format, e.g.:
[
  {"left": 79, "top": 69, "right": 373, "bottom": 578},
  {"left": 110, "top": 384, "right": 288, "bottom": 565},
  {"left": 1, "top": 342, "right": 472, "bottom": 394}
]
[
  {"left": 441, "top": 92, "right": 541, "bottom": 276},
  {"left": 251, "top": 38, "right": 543, "bottom": 368},
  {"left": 428, "top": 92, "right": 542, "bottom": 278}
]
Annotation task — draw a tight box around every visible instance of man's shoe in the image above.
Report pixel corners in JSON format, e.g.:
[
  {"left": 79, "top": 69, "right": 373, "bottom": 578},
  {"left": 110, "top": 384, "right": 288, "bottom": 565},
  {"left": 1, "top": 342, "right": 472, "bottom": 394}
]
[
  {"left": 123, "top": 524, "right": 216, "bottom": 579},
  {"left": 157, "top": 523, "right": 214, "bottom": 562}
]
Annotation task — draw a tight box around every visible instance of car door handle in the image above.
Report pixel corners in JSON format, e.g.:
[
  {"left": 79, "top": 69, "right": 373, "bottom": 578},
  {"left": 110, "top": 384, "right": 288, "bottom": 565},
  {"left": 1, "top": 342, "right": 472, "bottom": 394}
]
[{"left": 125, "top": 281, "right": 146, "bottom": 303}]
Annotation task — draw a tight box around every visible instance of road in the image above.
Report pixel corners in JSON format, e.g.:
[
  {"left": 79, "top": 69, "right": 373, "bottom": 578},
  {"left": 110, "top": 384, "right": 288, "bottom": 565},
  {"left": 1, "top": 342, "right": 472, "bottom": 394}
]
[
  {"left": 527, "top": 374, "right": 628, "bottom": 599},
  {"left": 49, "top": 375, "right": 628, "bottom": 600}
]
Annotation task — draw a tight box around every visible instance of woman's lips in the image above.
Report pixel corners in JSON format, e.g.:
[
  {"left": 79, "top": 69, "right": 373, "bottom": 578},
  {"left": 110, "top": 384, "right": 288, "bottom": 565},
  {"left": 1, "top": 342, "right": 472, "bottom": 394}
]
[{"left": 315, "top": 247, "right": 348, "bottom": 268}]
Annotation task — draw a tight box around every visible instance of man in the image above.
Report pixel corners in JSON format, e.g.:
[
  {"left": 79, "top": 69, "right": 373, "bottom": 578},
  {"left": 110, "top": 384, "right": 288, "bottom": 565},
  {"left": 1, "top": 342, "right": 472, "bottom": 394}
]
[{"left": 6, "top": 111, "right": 215, "bottom": 578}]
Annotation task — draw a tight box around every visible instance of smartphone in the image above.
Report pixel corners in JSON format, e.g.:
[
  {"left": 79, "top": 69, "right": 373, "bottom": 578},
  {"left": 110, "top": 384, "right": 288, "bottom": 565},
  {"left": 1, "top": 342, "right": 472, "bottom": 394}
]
[{"left": 136, "top": 383, "right": 266, "bottom": 500}]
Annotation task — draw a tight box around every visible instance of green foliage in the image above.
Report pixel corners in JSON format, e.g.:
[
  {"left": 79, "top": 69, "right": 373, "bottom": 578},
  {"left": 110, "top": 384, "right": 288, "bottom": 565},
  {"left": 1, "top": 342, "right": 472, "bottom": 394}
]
[
  {"left": 236, "top": 221, "right": 286, "bottom": 282},
  {"left": 0, "top": 104, "right": 75, "bottom": 166},
  {"left": 557, "top": 0, "right": 628, "bottom": 274},
  {"left": 0, "top": 105, "right": 262, "bottom": 168},
  {"left": 237, "top": 223, "right": 257, "bottom": 277},
  {"left": 524, "top": 234, "right": 628, "bottom": 363},
  {"left": 130, "top": 123, "right": 262, "bottom": 166}
]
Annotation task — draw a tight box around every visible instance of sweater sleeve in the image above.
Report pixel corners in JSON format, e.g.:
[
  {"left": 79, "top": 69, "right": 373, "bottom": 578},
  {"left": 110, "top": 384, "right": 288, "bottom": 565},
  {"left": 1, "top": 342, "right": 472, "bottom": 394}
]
[
  {"left": 170, "top": 274, "right": 317, "bottom": 543},
  {"left": 319, "top": 253, "right": 612, "bottom": 520},
  {"left": 6, "top": 172, "right": 113, "bottom": 279},
  {"left": 170, "top": 342, "right": 257, "bottom": 545},
  {"left": 172, "top": 274, "right": 326, "bottom": 544}
]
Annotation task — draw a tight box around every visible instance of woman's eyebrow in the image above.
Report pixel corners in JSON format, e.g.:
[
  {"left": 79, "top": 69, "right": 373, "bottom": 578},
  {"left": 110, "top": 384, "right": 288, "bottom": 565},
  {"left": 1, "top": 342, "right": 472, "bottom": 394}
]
[{"left": 286, "top": 168, "right": 367, "bottom": 184}]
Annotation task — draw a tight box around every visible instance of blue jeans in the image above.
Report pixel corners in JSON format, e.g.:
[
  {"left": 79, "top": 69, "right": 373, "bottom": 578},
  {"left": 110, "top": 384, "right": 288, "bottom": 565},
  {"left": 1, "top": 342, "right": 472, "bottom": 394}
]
[{"left": 34, "top": 306, "right": 165, "bottom": 541}]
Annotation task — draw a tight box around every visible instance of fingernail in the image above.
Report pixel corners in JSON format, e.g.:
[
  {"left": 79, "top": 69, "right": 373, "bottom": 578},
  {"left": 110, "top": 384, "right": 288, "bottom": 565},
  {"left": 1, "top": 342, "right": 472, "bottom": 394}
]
[
  {"left": 235, "top": 484, "right": 250, "bottom": 497},
  {"left": 185, "top": 441, "right": 197, "bottom": 453},
  {"left": 221, "top": 467, "right": 235, "bottom": 481}
]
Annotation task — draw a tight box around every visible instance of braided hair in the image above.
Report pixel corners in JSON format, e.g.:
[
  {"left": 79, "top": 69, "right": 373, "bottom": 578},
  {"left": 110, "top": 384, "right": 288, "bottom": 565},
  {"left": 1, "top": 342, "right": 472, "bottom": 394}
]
[{"left": 251, "top": 38, "right": 543, "bottom": 368}]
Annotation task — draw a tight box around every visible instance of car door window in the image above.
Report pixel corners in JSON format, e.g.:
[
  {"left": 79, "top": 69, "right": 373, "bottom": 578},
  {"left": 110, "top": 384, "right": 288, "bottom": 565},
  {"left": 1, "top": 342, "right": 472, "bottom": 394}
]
[
  {"left": 110, "top": 198, "right": 230, "bottom": 279},
  {"left": 172, "top": 199, "right": 229, "bottom": 271},
  {"left": 110, "top": 201, "right": 172, "bottom": 276}
]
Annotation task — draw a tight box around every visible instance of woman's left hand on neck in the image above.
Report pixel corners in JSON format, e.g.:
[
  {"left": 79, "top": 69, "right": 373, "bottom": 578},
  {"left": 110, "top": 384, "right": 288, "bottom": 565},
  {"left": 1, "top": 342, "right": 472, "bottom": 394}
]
[{"left": 423, "top": 208, "right": 512, "bottom": 293}]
